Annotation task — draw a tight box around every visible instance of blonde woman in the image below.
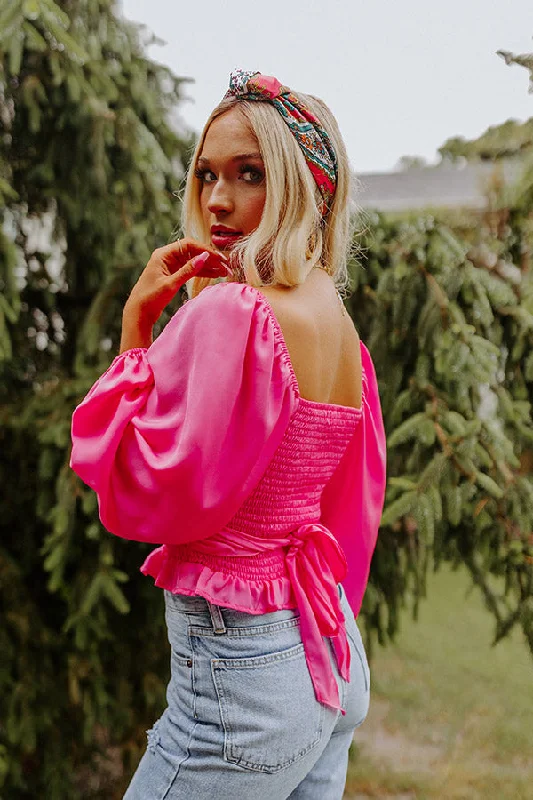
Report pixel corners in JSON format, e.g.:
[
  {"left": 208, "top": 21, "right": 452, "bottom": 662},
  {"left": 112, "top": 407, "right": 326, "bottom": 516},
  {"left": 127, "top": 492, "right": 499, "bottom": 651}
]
[{"left": 70, "top": 70, "right": 387, "bottom": 800}]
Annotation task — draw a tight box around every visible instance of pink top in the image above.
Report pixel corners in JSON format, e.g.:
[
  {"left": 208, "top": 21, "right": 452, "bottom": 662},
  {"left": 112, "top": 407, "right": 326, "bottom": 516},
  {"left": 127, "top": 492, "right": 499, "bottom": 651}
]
[{"left": 70, "top": 281, "right": 387, "bottom": 715}]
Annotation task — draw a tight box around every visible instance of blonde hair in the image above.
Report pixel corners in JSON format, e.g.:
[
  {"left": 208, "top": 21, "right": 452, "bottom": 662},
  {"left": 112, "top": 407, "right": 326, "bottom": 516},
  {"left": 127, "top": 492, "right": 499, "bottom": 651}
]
[{"left": 180, "top": 90, "right": 357, "bottom": 300}]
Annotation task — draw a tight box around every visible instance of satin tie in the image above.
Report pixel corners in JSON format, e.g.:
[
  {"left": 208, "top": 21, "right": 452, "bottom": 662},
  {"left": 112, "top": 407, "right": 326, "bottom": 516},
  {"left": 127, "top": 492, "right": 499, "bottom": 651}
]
[{"left": 192, "top": 521, "right": 351, "bottom": 714}]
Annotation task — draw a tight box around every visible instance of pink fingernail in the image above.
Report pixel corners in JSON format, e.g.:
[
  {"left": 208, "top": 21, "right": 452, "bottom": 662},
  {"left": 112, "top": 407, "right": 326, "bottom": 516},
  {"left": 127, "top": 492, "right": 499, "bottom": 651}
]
[{"left": 192, "top": 252, "right": 210, "bottom": 265}]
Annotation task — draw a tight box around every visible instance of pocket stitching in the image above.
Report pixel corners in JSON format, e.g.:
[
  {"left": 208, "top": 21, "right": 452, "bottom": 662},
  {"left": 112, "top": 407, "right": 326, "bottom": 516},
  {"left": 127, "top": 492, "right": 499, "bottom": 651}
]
[
  {"left": 211, "top": 645, "right": 323, "bottom": 773},
  {"left": 212, "top": 641, "right": 304, "bottom": 670},
  {"left": 170, "top": 652, "right": 193, "bottom": 668}
]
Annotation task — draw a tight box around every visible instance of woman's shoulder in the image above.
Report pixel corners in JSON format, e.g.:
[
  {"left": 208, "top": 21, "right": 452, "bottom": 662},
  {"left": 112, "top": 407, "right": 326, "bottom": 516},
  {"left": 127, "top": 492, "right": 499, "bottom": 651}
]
[
  {"left": 182, "top": 281, "right": 298, "bottom": 390},
  {"left": 176, "top": 281, "right": 293, "bottom": 353},
  {"left": 187, "top": 280, "right": 263, "bottom": 313},
  {"left": 185, "top": 280, "right": 287, "bottom": 332}
]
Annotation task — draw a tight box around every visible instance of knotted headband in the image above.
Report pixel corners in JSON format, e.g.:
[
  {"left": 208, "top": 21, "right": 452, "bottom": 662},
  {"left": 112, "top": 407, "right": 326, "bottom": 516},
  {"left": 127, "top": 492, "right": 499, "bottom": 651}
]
[{"left": 223, "top": 69, "right": 337, "bottom": 215}]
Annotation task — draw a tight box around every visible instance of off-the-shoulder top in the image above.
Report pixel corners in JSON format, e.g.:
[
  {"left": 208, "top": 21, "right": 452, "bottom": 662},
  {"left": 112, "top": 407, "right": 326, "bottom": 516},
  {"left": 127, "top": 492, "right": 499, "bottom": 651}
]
[{"left": 70, "top": 281, "right": 387, "bottom": 715}]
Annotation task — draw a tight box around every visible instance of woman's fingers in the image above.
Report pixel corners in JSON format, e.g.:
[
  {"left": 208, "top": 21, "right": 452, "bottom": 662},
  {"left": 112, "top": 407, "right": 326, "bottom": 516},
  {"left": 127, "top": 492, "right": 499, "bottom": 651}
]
[
  {"left": 168, "top": 252, "right": 231, "bottom": 290},
  {"left": 155, "top": 239, "right": 228, "bottom": 274},
  {"left": 127, "top": 239, "right": 232, "bottom": 326},
  {"left": 190, "top": 251, "right": 231, "bottom": 275}
]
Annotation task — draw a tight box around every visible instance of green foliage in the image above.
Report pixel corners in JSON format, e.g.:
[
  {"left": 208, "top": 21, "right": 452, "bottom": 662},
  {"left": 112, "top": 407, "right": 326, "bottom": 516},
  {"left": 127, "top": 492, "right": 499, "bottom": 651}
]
[
  {"left": 0, "top": 0, "right": 192, "bottom": 795},
  {"left": 438, "top": 118, "right": 533, "bottom": 162},
  {"left": 438, "top": 46, "right": 533, "bottom": 164},
  {"left": 349, "top": 202, "right": 533, "bottom": 658},
  {"left": 0, "top": 0, "right": 194, "bottom": 383},
  {"left": 498, "top": 46, "right": 533, "bottom": 94}
]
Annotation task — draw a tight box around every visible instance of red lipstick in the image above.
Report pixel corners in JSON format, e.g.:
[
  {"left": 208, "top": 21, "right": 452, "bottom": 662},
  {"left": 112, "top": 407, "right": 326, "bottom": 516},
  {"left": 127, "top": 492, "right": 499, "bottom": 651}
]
[{"left": 211, "top": 225, "right": 242, "bottom": 249}]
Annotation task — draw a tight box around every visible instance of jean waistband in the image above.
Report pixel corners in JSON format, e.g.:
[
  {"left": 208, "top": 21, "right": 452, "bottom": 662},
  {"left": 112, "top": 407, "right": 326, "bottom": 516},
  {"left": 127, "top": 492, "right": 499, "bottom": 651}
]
[{"left": 163, "top": 584, "right": 345, "bottom": 633}]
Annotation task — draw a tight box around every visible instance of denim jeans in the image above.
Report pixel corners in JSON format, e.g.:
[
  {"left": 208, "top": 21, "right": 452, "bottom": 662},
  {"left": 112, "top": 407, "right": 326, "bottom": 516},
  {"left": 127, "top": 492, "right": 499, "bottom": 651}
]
[{"left": 123, "top": 582, "right": 370, "bottom": 800}]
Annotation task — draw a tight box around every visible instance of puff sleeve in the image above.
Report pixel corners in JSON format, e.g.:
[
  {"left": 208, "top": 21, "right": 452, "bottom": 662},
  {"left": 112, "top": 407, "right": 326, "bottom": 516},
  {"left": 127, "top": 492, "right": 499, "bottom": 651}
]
[
  {"left": 320, "top": 342, "right": 387, "bottom": 616},
  {"left": 70, "top": 283, "right": 298, "bottom": 545}
]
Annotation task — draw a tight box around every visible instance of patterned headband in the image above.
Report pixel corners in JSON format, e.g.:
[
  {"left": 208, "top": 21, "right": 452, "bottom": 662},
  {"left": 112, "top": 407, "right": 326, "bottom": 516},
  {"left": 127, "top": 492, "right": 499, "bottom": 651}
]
[{"left": 223, "top": 69, "right": 337, "bottom": 216}]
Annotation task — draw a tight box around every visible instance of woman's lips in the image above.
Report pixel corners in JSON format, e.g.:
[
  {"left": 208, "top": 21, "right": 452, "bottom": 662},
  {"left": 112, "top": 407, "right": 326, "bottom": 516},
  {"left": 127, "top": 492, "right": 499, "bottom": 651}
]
[{"left": 211, "top": 231, "right": 242, "bottom": 248}]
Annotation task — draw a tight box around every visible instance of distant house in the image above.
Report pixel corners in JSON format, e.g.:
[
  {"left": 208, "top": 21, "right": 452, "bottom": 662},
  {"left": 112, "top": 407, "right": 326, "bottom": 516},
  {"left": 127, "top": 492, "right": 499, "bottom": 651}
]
[{"left": 355, "top": 159, "right": 525, "bottom": 212}]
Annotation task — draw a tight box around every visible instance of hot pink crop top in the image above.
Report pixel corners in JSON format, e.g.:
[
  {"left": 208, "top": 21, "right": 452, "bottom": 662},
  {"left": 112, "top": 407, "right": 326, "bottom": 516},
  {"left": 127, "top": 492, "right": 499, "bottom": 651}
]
[{"left": 70, "top": 281, "right": 387, "bottom": 715}]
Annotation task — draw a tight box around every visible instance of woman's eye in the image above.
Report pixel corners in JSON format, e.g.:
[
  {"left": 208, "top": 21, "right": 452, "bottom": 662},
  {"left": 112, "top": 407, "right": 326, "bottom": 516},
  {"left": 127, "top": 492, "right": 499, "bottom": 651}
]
[
  {"left": 241, "top": 168, "right": 263, "bottom": 183},
  {"left": 194, "top": 168, "right": 216, "bottom": 183}
]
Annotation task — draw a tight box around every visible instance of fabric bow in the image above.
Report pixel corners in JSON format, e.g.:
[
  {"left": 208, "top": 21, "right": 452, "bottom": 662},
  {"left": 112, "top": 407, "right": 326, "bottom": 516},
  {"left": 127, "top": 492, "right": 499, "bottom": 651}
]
[
  {"left": 189, "top": 519, "right": 351, "bottom": 713},
  {"left": 284, "top": 522, "right": 350, "bottom": 711}
]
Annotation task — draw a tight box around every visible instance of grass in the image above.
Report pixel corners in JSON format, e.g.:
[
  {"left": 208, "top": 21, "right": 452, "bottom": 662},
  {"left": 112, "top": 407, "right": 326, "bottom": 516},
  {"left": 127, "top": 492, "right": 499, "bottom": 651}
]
[{"left": 344, "top": 565, "right": 533, "bottom": 799}]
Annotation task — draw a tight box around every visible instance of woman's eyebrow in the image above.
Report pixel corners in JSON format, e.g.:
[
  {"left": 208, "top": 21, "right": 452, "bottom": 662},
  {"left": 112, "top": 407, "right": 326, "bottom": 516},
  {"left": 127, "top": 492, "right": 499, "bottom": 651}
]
[{"left": 197, "top": 153, "right": 263, "bottom": 164}]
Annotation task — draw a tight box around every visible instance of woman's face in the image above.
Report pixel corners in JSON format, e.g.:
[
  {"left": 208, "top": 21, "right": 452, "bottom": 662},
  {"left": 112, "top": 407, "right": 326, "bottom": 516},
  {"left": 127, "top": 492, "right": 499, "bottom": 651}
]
[{"left": 196, "top": 107, "right": 266, "bottom": 252}]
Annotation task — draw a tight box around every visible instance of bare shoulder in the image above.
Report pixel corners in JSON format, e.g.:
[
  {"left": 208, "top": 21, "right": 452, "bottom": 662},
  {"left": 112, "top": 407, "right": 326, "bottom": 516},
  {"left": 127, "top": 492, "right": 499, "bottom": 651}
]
[
  {"left": 252, "top": 283, "right": 292, "bottom": 308},
  {"left": 252, "top": 279, "right": 362, "bottom": 407},
  {"left": 251, "top": 283, "right": 306, "bottom": 330},
  {"left": 256, "top": 281, "right": 359, "bottom": 341}
]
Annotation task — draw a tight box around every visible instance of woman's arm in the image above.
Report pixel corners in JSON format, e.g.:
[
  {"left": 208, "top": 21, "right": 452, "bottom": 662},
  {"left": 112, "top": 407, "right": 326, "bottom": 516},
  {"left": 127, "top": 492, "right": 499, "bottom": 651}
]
[
  {"left": 118, "top": 240, "right": 230, "bottom": 355},
  {"left": 70, "top": 282, "right": 298, "bottom": 546},
  {"left": 119, "top": 303, "right": 153, "bottom": 354}
]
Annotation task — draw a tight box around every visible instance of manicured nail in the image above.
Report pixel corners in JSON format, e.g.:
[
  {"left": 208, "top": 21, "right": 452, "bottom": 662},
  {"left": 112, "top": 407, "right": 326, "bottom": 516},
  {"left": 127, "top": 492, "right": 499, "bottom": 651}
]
[{"left": 191, "top": 252, "right": 210, "bottom": 266}]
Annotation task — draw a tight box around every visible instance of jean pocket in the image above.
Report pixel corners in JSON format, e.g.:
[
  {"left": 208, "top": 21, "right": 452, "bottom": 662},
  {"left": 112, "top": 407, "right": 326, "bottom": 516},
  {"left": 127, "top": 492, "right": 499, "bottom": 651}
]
[{"left": 211, "top": 643, "right": 324, "bottom": 773}]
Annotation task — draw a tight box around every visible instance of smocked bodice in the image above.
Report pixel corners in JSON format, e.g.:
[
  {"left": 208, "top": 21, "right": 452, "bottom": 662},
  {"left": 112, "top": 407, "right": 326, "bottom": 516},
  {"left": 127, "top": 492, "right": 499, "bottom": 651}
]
[
  {"left": 227, "top": 400, "right": 362, "bottom": 535},
  {"left": 162, "top": 399, "right": 362, "bottom": 584}
]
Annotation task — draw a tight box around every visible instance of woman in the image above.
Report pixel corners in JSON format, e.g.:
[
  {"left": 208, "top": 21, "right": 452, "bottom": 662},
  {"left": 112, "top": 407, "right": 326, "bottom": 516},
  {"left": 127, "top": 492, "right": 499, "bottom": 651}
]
[{"left": 70, "top": 70, "right": 387, "bottom": 800}]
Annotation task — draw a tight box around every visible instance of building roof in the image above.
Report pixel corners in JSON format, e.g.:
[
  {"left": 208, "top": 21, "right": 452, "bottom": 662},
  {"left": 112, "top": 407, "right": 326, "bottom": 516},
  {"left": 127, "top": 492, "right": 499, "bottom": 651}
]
[{"left": 355, "top": 159, "right": 525, "bottom": 212}]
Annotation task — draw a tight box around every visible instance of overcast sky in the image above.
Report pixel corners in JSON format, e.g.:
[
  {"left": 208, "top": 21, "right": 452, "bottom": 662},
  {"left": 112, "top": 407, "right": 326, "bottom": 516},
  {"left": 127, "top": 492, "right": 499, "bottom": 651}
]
[{"left": 120, "top": 0, "right": 533, "bottom": 174}]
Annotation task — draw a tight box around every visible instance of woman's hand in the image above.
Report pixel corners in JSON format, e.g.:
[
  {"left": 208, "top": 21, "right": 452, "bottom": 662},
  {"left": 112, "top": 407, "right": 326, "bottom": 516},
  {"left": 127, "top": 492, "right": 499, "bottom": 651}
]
[
  {"left": 118, "top": 239, "right": 231, "bottom": 353},
  {"left": 124, "top": 239, "right": 231, "bottom": 327}
]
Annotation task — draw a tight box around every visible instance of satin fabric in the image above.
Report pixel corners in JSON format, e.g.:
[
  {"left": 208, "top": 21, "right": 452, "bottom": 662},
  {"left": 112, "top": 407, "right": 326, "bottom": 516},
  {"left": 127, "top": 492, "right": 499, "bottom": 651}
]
[
  {"left": 70, "top": 281, "right": 387, "bottom": 712},
  {"left": 145, "top": 523, "right": 350, "bottom": 714},
  {"left": 70, "top": 282, "right": 298, "bottom": 545}
]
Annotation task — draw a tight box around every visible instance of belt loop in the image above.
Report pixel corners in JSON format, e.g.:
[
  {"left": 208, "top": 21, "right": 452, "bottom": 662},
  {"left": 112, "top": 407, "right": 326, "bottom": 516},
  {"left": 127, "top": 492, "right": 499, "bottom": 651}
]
[{"left": 207, "top": 600, "right": 227, "bottom": 634}]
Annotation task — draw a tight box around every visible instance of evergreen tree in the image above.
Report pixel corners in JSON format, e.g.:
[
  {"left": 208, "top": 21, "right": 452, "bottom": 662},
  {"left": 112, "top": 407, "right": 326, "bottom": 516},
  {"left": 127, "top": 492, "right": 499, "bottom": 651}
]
[
  {"left": 1, "top": 1, "right": 192, "bottom": 795},
  {"left": 351, "top": 44, "right": 533, "bottom": 657},
  {"left": 438, "top": 118, "right": 533, "bottom": 162},
  {"left": 439, "top": 46, "right": 533, "bottom": 163},
  {"left": 351, "top": 201, "right": 533, "bottom": 655}
]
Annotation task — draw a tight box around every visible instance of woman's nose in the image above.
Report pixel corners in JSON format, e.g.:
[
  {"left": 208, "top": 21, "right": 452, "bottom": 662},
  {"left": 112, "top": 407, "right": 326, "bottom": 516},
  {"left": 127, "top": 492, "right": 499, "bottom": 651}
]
[{"left": 207, "top": 180, "right": 234, "bottom": 215}]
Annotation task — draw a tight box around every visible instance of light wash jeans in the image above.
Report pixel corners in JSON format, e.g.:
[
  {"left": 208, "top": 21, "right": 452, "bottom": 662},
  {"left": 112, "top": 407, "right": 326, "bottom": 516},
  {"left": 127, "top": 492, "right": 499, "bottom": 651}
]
[{"left": 123, "top": 583, "right": 370, "bottom": 800}]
